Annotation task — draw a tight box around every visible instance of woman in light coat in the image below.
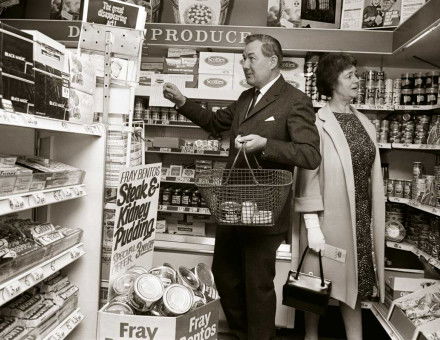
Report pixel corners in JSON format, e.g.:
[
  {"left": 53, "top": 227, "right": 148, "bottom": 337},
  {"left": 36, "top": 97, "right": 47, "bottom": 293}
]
[{"left": 294, "top": 53, "right": 385, "bottom": 340}]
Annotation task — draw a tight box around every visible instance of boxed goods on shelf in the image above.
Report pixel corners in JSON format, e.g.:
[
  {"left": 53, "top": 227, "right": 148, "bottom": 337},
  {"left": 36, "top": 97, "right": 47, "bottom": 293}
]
[
  {"left": 0, "top": 165, "right": 33, "bottom": 196},
  {"left": 153, "top": 137, "right": 184, "bottom": 149},
  {"left": 198, "top": 52, "right": 234, "bottom": 75},
  {"left": 198, "top": 74, "right": 233, "bottom": 90},
  {"left": 167, "top": 214, "right": 206, "bottom": 236},
  {"left": 388, "top": 283, "right": 440, "bottom": 340},
  {"left": 68, "top": 52, "right": 96, "bottom": 95},
  {"left": 16, "top": 156, "right": 85, "bottom": 189},
  {"left": 385, "top": 275, "right": 439, "bottom": 307},
  {"left": 0, "top": 22, "right": 35, "bottom": 114}
]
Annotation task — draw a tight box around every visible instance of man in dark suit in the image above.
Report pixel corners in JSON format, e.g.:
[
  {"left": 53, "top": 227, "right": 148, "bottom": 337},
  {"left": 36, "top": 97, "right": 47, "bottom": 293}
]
[{"left": 163, "top": 34, "right": 320, "bottom": 340}]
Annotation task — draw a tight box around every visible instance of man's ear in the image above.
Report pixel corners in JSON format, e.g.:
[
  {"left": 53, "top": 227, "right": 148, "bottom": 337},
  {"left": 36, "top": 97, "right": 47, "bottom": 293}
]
[{"left": 270, "top": 55, "right": 279, "bottom": 70}]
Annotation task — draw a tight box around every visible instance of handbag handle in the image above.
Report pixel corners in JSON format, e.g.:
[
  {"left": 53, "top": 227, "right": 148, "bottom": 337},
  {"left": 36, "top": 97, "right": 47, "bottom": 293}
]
[
  {"left": 294, "top": 246, "right": 326, "bottom": 287},
  {"left": 224, "top": 143, "right": 261, "bottom": 185}
]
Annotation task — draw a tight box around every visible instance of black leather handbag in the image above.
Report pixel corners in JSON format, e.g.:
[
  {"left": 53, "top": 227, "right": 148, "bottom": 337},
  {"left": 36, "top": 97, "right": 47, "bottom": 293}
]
[{"left": 282, "top": 246, "right": 332, "bottom": 315}]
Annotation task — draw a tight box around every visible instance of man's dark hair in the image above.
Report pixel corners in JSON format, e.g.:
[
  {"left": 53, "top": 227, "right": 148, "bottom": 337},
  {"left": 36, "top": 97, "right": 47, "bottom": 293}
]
[
  {"left": 316, "top": 53, "right": 357, "bottom": 97},
  {"left": 244, "top": 34, "right": 283, "bottom": 68}
]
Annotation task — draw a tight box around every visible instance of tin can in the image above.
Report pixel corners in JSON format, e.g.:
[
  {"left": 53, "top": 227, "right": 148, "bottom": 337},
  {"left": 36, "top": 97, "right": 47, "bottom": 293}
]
[
  {"left": 149, "top": 266, "right": 177, "bottom": 288},
  {"left": 192, "top": 263, "right": 215, "bottom": 289},
  {"left": 426, "top": 88, "right": 438, "bottom": 105},
  {"left": 169, "top": 110, "right": 177, "bottom": 121},
  {"left": 241, "top": 201, "right": 257, "bottom": 224},
  {"left": 387, "top": 179, "right": 395, "bottom": 196},
  {"left": 104, "top": 301, "right": 134, "bottom": 315},
  {"left": 128, "top": 274, "right": 164, "bottom": 312},
  {"left": 401, "top": 89, "right": 413, "bottom": 105},
  {"left": 160, "top": 284, "right": 194, "bottom": 315},
  {"left": 394, "top": 180, "right": 403, "bottom": 198},
  {"left": 178, "top": 266, "right": 200, "bottom": 291},
  {"left": 160, "top": 109, "right": 169, "bottom": 121},
  {"left": 192, "top": 289, "right": 207, "bottom": 309},
  {"left": 127, "top": 266, "right": 150, "bottom": 277},
  {"left": 413, "top": 162, "right": 424, "bottom": 178},
  {"left": 412, "top": 178, "right": 426, "bottom": 200},
  {"left": 366, "top": 88, "right": 376, "bottom": 105},
  {"left": 219, "top": 201, "right": 241, "bottom": 223},
  {"left": 112, "top": 273, "right": 137, "bottom": 296},
  {"left": 151, "top": 108, "right": 160, "bottom": 120},
  {"left": 414, "top": 72, "right": 426, "bottom": 89},
  {"left": 413, "top": 88, "right": 426, "bottom": 105},
  {"left": 181, "top": 189, "right": 191, "bottom": 206},
  {"left": 401, "top": 73, "right": 414, "bottom": 89},
  {"left": 161, "top": 187, "right": 171, "bottom": 205}
]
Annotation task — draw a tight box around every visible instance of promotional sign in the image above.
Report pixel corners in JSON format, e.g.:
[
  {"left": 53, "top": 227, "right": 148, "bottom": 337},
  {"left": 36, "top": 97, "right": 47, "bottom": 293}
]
[
  {"left": 108, "top": 163, "right": 162, "bottom": 297},
  {"left": 84, "top": 0, "right": 146, "bottom": 29},
  {"left": 97, "top": 300, "right": 220, "bottom": 340}
]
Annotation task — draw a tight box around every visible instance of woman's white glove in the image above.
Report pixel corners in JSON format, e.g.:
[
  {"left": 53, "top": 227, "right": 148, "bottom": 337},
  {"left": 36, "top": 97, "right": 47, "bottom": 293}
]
[{"left": 304, "top": 213, "right": 325, "bottom": 253}]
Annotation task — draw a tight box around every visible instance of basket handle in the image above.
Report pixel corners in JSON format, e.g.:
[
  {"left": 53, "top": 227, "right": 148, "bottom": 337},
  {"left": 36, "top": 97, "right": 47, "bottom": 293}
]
[{"left": 225, "top": 143, "right": 259, "bottom": 185}]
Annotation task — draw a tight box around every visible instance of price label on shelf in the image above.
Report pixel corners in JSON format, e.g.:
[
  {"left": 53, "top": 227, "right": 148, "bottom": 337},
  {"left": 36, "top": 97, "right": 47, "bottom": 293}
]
[
  {"left": 158, "top": 205, "right": 164, "bottom": 210},
  {"left": 8, "top": 197, "right": 25, "bottom": 210},
  {"left": 161, "top": 120, "right": 169, "bottom": 125},
  {"left": 196, "top": 149, "right": 204, "bottom": 154},
  {"left": 31, "top": 193, "right": 46, "bottom": 205},
  {"left": 391, "top": 242, "right": 402, "bottom": 249},
  {"left": 61, "top": 121, "right": 69, "bottom": 130},
  {"left": 70, "top": 248, "right": 81, "bottom": 260},
  {"left": 177, "top": 206, "right": 186, "bottom": 212},
  {"left": 30, "top": 268, "right": 45, "bottom": 282},
  {"left": 62, "top": 188, "right": 73, "bottom": 198},
  {"left": 53, "top": 190, "right": 65, "bottom": 201},
  {"left": 4, "top": 281, "right": 21, "bottom": 299},
  {"left": 159, "top": 147, "right": 171, "bottom": 152}
]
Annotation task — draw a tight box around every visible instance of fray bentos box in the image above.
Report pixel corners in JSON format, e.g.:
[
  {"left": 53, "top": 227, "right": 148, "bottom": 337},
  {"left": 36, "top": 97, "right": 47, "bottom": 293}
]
[
  {"left": 98, "top": 299, "right": 220, "bottom": 340},
  {"left": 388, "top": 283, "right": 440, "bottom": 340}
]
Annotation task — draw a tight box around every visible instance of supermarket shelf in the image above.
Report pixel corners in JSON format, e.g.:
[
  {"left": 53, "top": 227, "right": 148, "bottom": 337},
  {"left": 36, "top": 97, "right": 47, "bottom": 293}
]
[
  {"left": 154, "top": 233, "right": 292, "bottom": 260},
  {"left": 0, "top": 110, "right": 103, "bottom": 136},
  {"left": 354, "top": 104, "right": 394, "bottom": 111},
  {"left": 0, "top": 243, "right": 84, "bottom": 307},
  {"left": 146, "top": 147, "right": 228, "bottom": 157},
  {"left": 378, "top": 143, "right": 392, "bottom": 149},
  {"left": 144, "top": 120, "right": 200, "bottom": 128},
  {"left": 394, "top": 104, "right": 440, "bottom": 111},
  {"left": 387, "top": 196, "right": 440, "bottom": 216},
  {"left": 391, "top": 143, "right": 440, "bottom": 151},
  {"left": 386, "top": 241, "right": 440, "bottom": 270},
  {"left": 158, "top": 204, "right": 211, "bottom": 215},
  {"left": 161, "top": 176, "right": 196, "bottom": 184},
  {"left": 0, "top": 185, "right": 87, "bottom": 216},
  {"left": 136, "top": 86, "right": 239, "bottom": 101},
  {"left": 370, "top": 302, "right": 403, "bottom": 340},
  {"left": 43, "top": 308, "right": 84, "bottom": 340}
]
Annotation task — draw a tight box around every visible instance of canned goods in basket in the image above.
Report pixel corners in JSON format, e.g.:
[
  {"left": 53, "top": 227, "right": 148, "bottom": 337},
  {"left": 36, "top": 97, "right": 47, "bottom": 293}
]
[
  {"left": 161, "top": 284, "right": 194, "bottom": 316},
  {"left": 178, "top": 266, "right": 200, "bottom": 291},
  {"left": 128, "top": 274, "right": 164, "bottom": 312},
  {"left": 219, "top": 201, "right": 241, "bottom": 223},
  {"left": 112, "top": 273, "right": 137, "bottom": 296},
  {"left": 149, "top": 265, "right": 177, "bottom": 288},
  {"left": 241, "top": 201, "right": 257, "bottom": 224}
]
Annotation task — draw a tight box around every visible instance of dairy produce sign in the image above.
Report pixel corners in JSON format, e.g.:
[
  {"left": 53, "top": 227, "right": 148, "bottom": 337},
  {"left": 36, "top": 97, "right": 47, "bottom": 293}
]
[
  {"left": 109, "top": 164, "right": 162, "bottom": 288},
  {"left": 97, "top": 299, "right": 220, "bottom": 340}
]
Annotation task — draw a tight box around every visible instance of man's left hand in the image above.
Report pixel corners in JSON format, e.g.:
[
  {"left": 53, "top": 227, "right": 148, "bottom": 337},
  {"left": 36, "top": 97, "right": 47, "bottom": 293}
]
[{"left": 235, "top": 134, "right": 267, "bottom": 152}]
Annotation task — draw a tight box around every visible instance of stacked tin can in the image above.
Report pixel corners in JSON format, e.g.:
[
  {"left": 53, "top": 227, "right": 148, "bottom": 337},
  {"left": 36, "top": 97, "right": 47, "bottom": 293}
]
[
  {"left": 375, "top": 71, "right": 386, "bottom": 105},
  {"left": 354, "top": 73, "right": 366, "bottom": 105},
  {"left": 386, "top": 178, "right": 412, "bottom": 199},
  {"left": 414, "top": 115, "right": 431, "bottom": 144},
  {"left": 393, "top": 78, "right": 401, "bottom": 106},
  {"left": 365, "top": 70, "right": 376, "bottom": 106},
  {"left": 385, "top": 78, "right": 394, "bottom": 107},
  {"left": 105, "top": 263, "right": 218, "bottom": 316},
  {"left": 435, "top": 164, "right": 440, "bottom": 207},
  {"left": 399, "top": 71, "right": 439, "bottom": 106},
  {"left": 412, "top": 161, "right": 425, "bottom": 201},
  {"left": 134, "top": 97, "right": 145, "bottom": 121},
  {"left": 304, "top": 61, "right": 319, "bottom": 102}
]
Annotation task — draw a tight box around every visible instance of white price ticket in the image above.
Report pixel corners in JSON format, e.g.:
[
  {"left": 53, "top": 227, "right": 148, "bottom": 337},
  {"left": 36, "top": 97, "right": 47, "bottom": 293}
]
[{"left": 323, "top": 244, "right": 347, "bottom": 263}]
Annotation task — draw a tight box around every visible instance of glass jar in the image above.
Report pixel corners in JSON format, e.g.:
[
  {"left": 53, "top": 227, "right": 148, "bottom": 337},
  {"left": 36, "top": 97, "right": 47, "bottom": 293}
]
[
  {"left": 181, "top": 189, "right": 191, "bottom": 206},
  {"left": 426, "top": 88, "right": 438, "bottom": 105},
  {"left": 401, "top": 89, "right": 413, "bottom": 105},
  {"left": 190, "top": 189, "right": 201, "bottom": 206},
  {"left": 171, "top": 188, "right": 182, "bottom": 206},
  {"left": 401, "top": 73, "right": 414, "bottom": 90},
  {"left": 162, "top": 187, "right": 171, "bottom": 205},
  {"left": 413, "top": 88, "right": 426, "bottom": 105},
  {"left": 414, "top": 72, "right": 426, "bottom": 89}
]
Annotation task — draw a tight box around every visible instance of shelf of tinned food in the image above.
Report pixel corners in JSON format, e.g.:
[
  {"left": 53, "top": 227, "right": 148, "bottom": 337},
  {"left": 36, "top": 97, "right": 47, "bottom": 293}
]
[
  {"left": 0, "top": 185, "right": 86, "bottom": 216},
  {"left": 158, "top": 204, "right": 210, "bottom": 215},
  {"left": 161, "top": 176, "right": 196, "bottom": 184},
  {"left": 43, "top": 308, "right": 84, "bottom": 340},
  {"left": 135, "top": 86, "right": 440, "bottom": 111},
  {"left": 388, "top": 196, "right": 440, "bottom": 217},
  {"left": 0, "top": 109, "right": 104, "bottom": 136},
  {"left": 0, "top": 243, "right": 84, "bottom": 308},
  {"left": 386, "top": 241, "right": 440, "bottom": 270},
  {"left": 144, "top": 119, "right": 199, "bottom": 128},
  {"left": 154, "top": 233, "right": 292, "bottom": 260},
  {"left": 379, "top": 143, "right": 440, "bottom": 151},
  {"left": 146, "top": 146, "right": 228, "bottom": 157}
]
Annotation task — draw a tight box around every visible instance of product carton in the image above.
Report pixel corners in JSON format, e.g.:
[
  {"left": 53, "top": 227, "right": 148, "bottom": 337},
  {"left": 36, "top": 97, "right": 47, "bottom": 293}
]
[
  {"left": 98, "top": 299, "right": 220, "bottom": 340},
  {"left": 2, "top": 73, "right": 34, "bottom": 114},
  {"left": 153, "top": 137, "right": 183, "bottom": 149},
  {"left": 385, "top": 276, "right": 439, "bottom": 301},
  {"left": 198, "top": 74, "right": 233, "bottom": 91},
  {"left": 68, "top": 52, "right": 96, "bottom": 95},
  {"left": 198, "top": 52, "right": 234, "bottom": 75},
  {"left": 68, "top": 88, "right": 95, "bottom": 124},
  {"left": 388, "top": 283, "right": 440, "bottom": 340}
]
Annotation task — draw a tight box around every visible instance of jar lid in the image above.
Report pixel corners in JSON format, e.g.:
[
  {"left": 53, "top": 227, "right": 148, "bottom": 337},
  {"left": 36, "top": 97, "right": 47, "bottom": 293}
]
[{"left": 113, "top": 273, "right": 137, "bottom": 295}]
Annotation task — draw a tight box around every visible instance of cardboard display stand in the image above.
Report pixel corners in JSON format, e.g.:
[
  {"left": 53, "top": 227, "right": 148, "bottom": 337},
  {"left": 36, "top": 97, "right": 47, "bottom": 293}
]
[{"left": 97, "top": 163, "right": 221, "bottom": 340}]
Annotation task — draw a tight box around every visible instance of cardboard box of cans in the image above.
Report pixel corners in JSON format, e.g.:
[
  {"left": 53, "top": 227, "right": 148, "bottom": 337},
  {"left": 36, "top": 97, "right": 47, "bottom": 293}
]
[{"left": 98, "top": 263, "right": 221, "bottom": 340}]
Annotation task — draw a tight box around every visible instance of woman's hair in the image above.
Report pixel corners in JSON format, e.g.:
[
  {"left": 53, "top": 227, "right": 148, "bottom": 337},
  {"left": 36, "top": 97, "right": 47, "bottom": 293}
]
[{"left": 316, "top": 53, "right": 357, "bottom": 97}]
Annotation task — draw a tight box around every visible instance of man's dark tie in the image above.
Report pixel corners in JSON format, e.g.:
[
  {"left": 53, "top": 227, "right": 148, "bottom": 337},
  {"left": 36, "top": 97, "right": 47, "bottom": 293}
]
[{"left": 245, "top": 89, "right": 260, "bottom": 119}]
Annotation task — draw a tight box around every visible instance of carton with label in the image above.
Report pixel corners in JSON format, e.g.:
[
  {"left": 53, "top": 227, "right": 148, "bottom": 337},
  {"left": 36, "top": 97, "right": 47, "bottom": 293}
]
[
  {"left": 199, "top": 52, "right": 234, "bottom": 75},
  {"left": 198, "top": 74, "right": 233, "bottom": 90}
]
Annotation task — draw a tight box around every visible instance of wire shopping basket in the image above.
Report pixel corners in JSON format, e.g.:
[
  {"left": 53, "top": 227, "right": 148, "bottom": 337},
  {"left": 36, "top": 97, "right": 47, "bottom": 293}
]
[{"left": 196, "top": 144, "right": 293, "bottom": 226}]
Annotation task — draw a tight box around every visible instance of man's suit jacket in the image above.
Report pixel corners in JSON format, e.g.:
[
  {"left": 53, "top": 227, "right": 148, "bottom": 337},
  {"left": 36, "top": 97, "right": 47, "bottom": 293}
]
[{"left": 177, "top": 75, "right": 321, "bottom": 234}]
